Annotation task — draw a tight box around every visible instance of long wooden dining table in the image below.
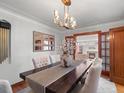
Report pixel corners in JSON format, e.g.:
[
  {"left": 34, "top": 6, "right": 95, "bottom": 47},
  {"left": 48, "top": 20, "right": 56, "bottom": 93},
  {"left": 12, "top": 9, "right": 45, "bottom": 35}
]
[{"left": 22, "top": 60, "right": 92, "bottom": 93}]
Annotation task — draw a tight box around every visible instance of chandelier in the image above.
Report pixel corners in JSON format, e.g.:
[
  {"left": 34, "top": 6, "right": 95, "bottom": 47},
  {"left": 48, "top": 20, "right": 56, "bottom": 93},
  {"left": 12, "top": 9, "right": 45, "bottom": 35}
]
[{"left": 53, "top": 0, "right": 77, "bottom": 29}]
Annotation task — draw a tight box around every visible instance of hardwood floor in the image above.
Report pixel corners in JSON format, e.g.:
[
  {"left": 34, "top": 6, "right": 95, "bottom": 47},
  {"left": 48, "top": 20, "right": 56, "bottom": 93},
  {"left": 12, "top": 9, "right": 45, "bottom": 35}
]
[
  {"left": 12, "top": 79, "right": 124, "bottom": 93},
  {"left": 12, "top": 81, "right": 28, "bottom": 93},
  {"left": 116, "top": 83, "right": 124, "bottom": 93}
]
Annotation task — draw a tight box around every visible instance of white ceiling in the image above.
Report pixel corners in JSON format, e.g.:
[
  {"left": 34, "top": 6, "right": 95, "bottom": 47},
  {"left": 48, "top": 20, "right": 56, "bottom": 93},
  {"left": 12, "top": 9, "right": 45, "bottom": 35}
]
[{"left": 0, "top": 0, "right": 124, "bottom": 31}]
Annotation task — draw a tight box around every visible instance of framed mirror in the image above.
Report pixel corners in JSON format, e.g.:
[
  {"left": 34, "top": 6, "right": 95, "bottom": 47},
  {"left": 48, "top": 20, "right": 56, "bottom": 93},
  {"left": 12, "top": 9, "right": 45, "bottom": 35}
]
[{"left": 33, "top": 31, "right": 55, "bottom": 52}]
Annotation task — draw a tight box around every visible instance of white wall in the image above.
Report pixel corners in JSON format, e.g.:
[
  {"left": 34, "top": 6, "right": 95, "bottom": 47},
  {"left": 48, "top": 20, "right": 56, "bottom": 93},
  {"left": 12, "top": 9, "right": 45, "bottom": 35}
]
[{"left": 0, "top": 8, "right": 64, "bottom": 84}]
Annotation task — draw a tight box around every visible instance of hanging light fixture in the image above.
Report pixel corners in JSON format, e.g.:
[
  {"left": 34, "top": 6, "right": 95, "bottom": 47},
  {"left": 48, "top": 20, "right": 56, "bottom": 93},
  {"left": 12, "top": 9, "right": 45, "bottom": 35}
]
[{"left": 54, "top": 0, "right": 77, "bottom": 29}]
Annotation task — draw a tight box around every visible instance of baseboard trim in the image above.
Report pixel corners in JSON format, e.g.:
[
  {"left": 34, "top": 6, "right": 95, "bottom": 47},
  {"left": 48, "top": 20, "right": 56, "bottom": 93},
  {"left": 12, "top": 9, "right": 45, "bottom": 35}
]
[{"left": 11, "top": 80, "right": 27, "bottom": 88}]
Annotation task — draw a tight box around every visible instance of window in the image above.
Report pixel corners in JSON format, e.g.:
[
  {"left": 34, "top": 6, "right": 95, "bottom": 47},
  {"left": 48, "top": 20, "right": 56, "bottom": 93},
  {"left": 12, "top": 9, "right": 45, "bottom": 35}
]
[{"left": 0, "top": 20, "right": 11, "bottom": 64}]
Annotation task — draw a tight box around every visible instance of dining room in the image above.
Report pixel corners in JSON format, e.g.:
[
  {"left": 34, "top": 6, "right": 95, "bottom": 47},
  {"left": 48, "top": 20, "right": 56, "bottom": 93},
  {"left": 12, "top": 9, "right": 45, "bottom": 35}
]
[{"left": 0, "top": 0, "right": 124, "bottom": 93}]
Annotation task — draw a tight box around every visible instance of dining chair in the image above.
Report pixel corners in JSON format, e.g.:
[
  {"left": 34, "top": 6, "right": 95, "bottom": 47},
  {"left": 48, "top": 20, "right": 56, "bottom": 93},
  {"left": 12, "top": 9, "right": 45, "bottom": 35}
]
[
  {"left": 81, "top": 58, "right": 102, "bottom": 83},
  {"left": 50, "top": 54, "right": 61, "bottom": 63},
  {"left": 32, "top": 56, "right": 51, "bottom": 69},
  {"left": 72, "top": 58, "right": 102, "bottom": 93},
  {"left": 75, "top": 54, "right": 88, "bottom": 61},
  {"left": 0, "top": 80, "right": 13, "bottom": 93}
]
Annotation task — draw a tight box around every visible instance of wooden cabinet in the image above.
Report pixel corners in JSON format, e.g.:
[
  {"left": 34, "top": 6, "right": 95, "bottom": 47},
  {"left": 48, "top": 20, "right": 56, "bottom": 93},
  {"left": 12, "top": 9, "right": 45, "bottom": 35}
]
[{"left": 110, "top": 26, "right": 124, "bottom": 85}]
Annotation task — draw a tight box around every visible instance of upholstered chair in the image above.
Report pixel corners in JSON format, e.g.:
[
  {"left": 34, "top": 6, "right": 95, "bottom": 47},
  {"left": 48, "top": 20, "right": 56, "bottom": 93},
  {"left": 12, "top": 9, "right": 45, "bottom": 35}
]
[
  {"left": 72, "top": 59, "right": 102, "bottom": 93},
  {"left": 50, "top": 54, "right": 61, "bottom": 63},
  {"left": 75, "top": 54, "right": 88, "bottom": 61},
  {"left": 32, "top": 56, "right": 51, "bottom": 69},
  {"left": 0, "top": 80, "right": 13, "bottom": 93}
]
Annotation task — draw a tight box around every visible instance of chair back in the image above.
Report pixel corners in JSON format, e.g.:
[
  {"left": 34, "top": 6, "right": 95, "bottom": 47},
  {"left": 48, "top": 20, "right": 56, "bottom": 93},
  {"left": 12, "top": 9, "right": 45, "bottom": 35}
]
[
  {"left": 75, "top": 54, "right": 88, "bottom": 61},
  {"left": 50, "top": 54, "right": 61, "bottom": 63},
  {"left": 0, "top": 80, "right": 13, "bottom": 93},
  {"left": 81, "top": 58, "right": 102, "bottom": 93},
  {"left": 32, "top": 56, "right": 51, "bottom": 69}
]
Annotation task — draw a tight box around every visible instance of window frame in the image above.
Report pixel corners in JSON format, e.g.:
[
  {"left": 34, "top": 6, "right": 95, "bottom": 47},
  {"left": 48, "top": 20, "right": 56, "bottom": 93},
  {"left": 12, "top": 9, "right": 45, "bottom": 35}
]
[{"left": 0, "top": 20, "right": 11, "bottom": 64}]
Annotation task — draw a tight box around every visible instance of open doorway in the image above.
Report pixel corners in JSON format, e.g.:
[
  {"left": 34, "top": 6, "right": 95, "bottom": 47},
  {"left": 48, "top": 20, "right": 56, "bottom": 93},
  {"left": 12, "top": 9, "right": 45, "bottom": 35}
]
[{"left": 74, "top": 32, "right": 101, "bottom": 60}]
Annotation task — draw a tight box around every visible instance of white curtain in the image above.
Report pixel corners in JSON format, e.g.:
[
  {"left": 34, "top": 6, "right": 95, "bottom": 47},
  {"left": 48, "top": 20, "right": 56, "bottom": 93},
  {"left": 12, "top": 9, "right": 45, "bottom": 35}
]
[{"left": 0, "top": 27, "right": 9, "bottom": 64}]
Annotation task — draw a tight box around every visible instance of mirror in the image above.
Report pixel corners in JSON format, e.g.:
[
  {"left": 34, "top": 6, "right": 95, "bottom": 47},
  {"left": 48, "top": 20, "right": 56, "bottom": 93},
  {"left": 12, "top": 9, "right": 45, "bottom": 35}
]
[{"left": 33, "top": 31, "right": 55, "bottom": 52}]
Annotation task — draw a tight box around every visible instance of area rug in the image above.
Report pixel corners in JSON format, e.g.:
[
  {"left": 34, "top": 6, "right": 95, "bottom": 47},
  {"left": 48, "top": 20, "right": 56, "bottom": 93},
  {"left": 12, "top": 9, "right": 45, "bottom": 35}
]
[
  {"left": 17, "top": 77, "right": 117, "bottom": 93},
  {"left": 97, "top": 78, "right": 117, "bottom": 93}
]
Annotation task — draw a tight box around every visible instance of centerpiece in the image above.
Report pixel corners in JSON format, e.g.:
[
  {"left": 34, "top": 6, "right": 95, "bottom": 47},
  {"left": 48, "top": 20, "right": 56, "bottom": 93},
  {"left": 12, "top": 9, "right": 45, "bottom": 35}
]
[{"left": 61, "top": 42, "right": 74, "bottom": 67}]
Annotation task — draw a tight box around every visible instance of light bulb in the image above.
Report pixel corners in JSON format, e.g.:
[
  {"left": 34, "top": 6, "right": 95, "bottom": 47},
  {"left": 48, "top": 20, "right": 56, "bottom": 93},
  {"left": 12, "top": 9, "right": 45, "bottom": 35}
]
[
  {"left": 71, "top": 21, "right": 77, "bottom": 28},
  {"left": 70, "top": 16, "right": 74, "bottom": 22},
  {"left": 54, "top": 10, "right": 59, "bottom": 17},
  {"left": 72, "top": 21, "right": 76, "bottom": 26},
  {"left": 64, "top": 23, "right": 68, "bottom": 27}
]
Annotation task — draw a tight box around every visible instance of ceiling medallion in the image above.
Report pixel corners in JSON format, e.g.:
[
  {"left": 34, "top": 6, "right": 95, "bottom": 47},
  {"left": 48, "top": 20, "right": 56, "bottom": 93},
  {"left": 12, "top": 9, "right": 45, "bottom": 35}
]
[{"left": 53, "top": 0, "right": 77, "bottom": 29}]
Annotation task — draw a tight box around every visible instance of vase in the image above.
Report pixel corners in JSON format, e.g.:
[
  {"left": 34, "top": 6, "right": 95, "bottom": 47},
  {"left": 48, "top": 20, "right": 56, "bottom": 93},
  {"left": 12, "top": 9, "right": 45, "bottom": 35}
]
[{"left": 61, "top": 54, "right": 73, "bottom": 67}]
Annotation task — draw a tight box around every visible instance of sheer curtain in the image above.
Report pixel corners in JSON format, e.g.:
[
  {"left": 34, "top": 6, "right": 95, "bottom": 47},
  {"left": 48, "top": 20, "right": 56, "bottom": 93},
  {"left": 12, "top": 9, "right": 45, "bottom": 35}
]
[{"left": 0, "top": 21, "right": 11, "bottom": 64}]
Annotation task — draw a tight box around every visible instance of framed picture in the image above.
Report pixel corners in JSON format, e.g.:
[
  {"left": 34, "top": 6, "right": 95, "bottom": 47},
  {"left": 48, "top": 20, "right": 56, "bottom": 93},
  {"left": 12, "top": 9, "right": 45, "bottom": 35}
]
[{"left": 33, "top": 31, "right": 55, "bottom": 52}]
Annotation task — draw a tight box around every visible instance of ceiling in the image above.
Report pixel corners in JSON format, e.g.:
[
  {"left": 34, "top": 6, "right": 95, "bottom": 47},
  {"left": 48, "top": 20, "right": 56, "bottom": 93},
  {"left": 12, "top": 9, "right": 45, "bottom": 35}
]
[{"left": 0, "top": 0, "right": 124, "bottom": 31}]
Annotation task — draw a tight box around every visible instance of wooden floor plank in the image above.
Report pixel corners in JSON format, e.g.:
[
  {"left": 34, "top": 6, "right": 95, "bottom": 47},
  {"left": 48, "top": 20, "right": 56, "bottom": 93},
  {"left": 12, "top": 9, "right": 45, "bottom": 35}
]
[
  {"left": 116, "top": 83, "right": 124, "bottom": 93},
  {"left": 12, "top": 81, "right": 28, "bottom": 93}
]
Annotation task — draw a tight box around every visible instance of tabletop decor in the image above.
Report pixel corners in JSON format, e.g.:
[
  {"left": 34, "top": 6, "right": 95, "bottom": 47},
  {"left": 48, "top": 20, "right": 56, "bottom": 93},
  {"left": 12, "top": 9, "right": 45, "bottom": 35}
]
[
  {"left": 61, "top": 52, "right": 73, "bottom": 67},
  {"left": 61, "top": 41, "right": 74, "bottom": 67}
]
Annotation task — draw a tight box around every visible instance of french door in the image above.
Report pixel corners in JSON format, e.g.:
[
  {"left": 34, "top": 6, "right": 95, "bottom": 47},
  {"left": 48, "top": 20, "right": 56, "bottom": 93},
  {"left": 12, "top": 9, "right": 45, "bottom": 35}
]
[{"left": 101, "top": 32, "right": 110, "bottom": 76}]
